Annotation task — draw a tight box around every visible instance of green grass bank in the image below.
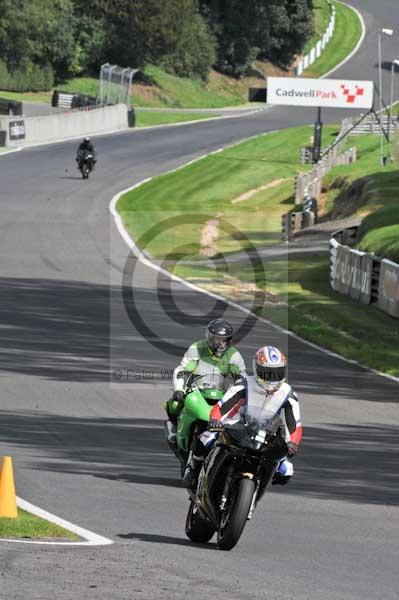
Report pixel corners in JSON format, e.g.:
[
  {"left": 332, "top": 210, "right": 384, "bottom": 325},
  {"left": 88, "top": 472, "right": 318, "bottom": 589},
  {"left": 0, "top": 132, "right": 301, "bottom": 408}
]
[
  {"left": 304, "top": 0, "right": 363, "bottom": 78},
  {"left": 117, "top": 125, "right": 399, "bottom": 377}
]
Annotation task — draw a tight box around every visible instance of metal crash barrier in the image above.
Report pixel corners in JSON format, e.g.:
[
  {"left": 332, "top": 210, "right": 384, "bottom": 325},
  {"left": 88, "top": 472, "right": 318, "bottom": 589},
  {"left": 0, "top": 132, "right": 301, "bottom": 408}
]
[
  {"left": 0, "top": 97, "right": 23, "bottom": 116},
  {"left": 51, "top": 90, "right": 98, "bottom": 109},
  {"left": 330, "top": 227, "right": 399, "bottom": 317}
]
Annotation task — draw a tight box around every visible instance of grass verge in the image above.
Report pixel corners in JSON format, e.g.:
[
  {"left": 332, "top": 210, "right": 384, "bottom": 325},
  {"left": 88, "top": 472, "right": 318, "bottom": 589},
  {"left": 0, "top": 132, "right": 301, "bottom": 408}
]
[
  {"left": 0, "top": 90, "right": 51, "bottom": 103},
  {"left": 320, "top": 133, "right": 399, "bottom": 262},
  {"left": 302, "top": 0, "right": 332, "bottom": 56},
  {"left": 0, "top": 508, "right": 79, "bottom": 540},
  {"left": 117, "top": 125, "right": 337, "bottom": 258},
  {"left": 135, "top": 109, "right": 220, "bottom": 127},
  {"left": 117, "top": 125, "right": 399, "bottom": 376},
  {"left": 304, "top": 0, "right": 362, "bottom": 78}
]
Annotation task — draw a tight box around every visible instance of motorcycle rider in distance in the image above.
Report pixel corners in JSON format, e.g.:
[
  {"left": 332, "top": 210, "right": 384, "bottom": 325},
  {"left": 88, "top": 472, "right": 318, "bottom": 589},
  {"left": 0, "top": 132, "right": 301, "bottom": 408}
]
[
  {"left": 184, "top": 345, "right": 302, "bottom": 489},
  {"left": 76, "top": 136, "right": 97, "bottom": 170},
  {"left": 165, "top": 318, "right": 246, "bottom": 445}
]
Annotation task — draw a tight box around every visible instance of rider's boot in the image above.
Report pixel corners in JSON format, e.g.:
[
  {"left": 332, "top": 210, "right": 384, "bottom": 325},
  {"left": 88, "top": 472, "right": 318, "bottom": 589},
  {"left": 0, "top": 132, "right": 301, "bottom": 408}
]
[
  {"left": 164, "top": 399, "right": 180, "bottom": 447},
  {"left": 165, "top": 420, "right": 177, "bottom": 446},
  {"left": 183, "top": 453, "right": 203, "bottom": 490},
  {"left": 272, "top": 458, "right": 293, "bottom": 486}
]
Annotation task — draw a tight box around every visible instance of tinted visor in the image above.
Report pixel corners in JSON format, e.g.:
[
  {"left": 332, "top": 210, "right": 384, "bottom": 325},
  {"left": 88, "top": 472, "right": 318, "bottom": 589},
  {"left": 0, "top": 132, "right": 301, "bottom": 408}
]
[{"left": 256, "top": 364, "right": 286, "bottom": 383}]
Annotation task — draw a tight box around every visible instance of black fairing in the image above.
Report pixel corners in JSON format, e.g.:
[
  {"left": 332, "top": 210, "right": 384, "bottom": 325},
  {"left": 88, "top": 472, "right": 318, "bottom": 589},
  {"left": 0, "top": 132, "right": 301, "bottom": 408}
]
[{"left": 196, "top": 418, "right": 288, "bottom": 528}]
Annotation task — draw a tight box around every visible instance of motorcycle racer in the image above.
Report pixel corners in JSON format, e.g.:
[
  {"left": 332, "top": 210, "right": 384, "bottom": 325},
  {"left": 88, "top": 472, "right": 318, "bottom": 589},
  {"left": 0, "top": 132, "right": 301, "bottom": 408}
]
[
  {"left": 164, "top": 319, "right": 246, "bottom": 444},
  {"left": 76, "top": 137, "right": 96, "bottom": 169},
  {"left": 184, "top": 345, "right": 302, "bottom": 489}
]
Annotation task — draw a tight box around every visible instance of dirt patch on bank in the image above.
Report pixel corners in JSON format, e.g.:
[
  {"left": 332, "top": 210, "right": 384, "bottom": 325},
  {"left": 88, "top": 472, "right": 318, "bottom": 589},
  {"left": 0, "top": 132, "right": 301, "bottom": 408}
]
[
  {"left": 323, "top": 176, "right": 374, "bottom": 220},
  {"left": 200, "top": 218, "right": 220, "bottom": 257},
  {"left": 231, "top": 178, "right": 290, "bottom": 204},
  {"left": 189, "top": 273, "right": 282, "bottom": 305}
]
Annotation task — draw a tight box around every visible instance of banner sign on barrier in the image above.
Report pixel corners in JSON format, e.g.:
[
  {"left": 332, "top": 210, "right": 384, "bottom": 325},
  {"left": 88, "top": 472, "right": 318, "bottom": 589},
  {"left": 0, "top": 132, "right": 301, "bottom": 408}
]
[
  {"left": 335, "top": 245, "right": 352, "bottom": 295},
  {"left": 360, "top": 254, "right": 373, "bottom": 305},
  {"left": 9, "top": 119, "right": 25, "bottom": 140},
  {"left": 267, "top": 77, "right": 374, "bottom": 109},
  {"left": 349, "top": 249, "right": 365, "bottom": 301},
  {"left": 378, "top": 259, "right": 399, "bottom": 317}
]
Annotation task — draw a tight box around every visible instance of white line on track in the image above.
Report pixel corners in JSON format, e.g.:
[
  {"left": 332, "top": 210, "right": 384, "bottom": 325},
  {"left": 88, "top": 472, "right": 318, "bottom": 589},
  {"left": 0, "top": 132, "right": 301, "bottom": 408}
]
[
  {"left": 0, "top": 147, "right": 22, "bottom": 158},
  {"left": 109, "top": 139, "right": 399, "bottom": 386},
  {"left": 0, "top": 498, "right": 113, "bottom": 546}
]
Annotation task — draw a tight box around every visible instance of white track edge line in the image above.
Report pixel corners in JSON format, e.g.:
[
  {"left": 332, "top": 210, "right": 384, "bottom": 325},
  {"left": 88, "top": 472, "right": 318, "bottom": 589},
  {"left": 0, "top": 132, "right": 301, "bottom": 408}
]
[
  {"left": 0, "top": 497, "right": 114, "bottom": 546},
  {"left": 109, "top": 143, "right": 399, "bottom": 386},
  {"left": 0, "top": 147, "right": 22, "bottom": 158}
]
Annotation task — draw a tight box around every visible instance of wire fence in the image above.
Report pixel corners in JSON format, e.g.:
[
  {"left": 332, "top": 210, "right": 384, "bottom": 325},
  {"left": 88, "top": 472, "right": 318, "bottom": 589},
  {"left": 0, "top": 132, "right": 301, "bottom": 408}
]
[{"left": 99, "top": 64, "right": 139, "bottom": 107}]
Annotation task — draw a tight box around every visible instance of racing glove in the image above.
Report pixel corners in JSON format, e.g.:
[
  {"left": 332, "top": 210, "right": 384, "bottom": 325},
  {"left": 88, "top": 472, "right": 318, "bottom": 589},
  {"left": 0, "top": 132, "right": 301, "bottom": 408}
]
[
  {"left": 287, "top": 441, "right": 299, "bottom": 457},
  {"left": 172, "top": 390, "right": 185, "bottom": 408},
  {"left": 209, "top": 418, "right": 223, "bottom": 431}
]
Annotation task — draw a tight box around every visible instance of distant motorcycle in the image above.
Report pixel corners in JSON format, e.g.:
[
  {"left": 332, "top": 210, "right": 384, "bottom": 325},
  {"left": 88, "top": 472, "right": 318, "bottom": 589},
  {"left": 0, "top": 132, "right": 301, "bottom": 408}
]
[
  {"left": 77, "top": 150, "right": 94, "bottom": 179},
  {"left": 185, "top": 404, "right": 288, "bottom": 550}
]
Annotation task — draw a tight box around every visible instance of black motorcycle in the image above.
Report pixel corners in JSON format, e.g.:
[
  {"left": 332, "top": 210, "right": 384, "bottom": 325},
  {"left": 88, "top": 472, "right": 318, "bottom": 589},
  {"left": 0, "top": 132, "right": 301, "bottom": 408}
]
[
  {"left": 78, "top": 150, "right": 95, "bottom": 179},
  {"left": 185, "top": 406, "right": 288, "bottom": 550}
]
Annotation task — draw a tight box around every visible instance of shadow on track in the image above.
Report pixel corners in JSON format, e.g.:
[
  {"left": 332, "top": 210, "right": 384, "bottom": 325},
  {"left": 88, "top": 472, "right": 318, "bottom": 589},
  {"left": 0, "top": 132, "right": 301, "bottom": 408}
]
[
  {"left": 117, "top": 532, "right": 218, "bottom": 549},
  {"left": 1, "top": 411, "right": 399, "bottom": 506},
  {"left": 1, "top": 276, "right": 398, "bottom": 404}
]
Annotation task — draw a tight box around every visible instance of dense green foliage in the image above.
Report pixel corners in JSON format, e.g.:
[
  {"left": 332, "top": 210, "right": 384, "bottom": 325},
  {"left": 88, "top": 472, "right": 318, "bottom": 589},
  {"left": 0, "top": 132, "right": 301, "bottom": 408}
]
[
  {"left": 0, "top": 0, "right": 314, "bottom": 91},
  {"left": 201, "top": 0, "right": 314, "bottom": 76}
]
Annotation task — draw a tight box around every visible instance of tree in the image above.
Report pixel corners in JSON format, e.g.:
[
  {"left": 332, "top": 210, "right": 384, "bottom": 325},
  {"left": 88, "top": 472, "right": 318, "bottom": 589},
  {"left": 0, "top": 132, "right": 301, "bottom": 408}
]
[
  {"left": 199, "top": 0, "right": 314, "bottom": 75},
  {"left": 0, "top": 0, "right": 78, "bottom": 78},
  {"left": 77, "top": 0, "right": 215, "bottom": 79},
  {"left": 265, "top": 0, "right": 314, "bottom": 67}
]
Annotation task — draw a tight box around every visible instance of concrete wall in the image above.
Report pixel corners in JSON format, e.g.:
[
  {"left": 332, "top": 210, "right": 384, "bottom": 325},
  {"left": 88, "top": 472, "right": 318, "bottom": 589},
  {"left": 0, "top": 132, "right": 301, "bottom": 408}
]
[{"left": 0, "top": 104, "right": 128, "bottom": 147}]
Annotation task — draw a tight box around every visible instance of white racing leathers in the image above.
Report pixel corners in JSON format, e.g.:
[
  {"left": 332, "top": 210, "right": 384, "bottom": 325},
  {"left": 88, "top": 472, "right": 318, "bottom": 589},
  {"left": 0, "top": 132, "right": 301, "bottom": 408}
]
[{"left": 200, "top": 376, "right": 303, "bottom": 478}]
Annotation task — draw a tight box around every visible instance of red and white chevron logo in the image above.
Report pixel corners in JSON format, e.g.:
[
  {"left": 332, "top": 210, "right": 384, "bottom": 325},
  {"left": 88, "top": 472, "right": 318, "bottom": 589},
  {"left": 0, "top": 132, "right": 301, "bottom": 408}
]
[{"left": 341, "top": 84, "right": 365, "bottom": 104}]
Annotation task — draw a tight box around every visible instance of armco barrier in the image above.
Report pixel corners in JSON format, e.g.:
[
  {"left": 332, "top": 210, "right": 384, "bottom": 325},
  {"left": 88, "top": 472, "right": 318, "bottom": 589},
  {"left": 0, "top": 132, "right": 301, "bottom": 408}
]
[
  {"left": 378, "top": 259, "right": 399, "bottom": 317},
  {"left": 0, "top": 104, "right": 129, "bottom": 147},
  {"left": 52, "top": 90, "right": 98, "bottom": 109},
  {"left": 335, "top": 245, "right": 352, "bottom": 295},
  {"left": 330, "top": 227, "right": 399, "bottom": 316},
  {"left": 361, "top": 254, "right": 375, "bottom": 305},
  {"left": 348, "top": 249, "right": 366, "bottom": 301},
  {"left": 0, "top": 97, "right": 23, "bottom": 116}
]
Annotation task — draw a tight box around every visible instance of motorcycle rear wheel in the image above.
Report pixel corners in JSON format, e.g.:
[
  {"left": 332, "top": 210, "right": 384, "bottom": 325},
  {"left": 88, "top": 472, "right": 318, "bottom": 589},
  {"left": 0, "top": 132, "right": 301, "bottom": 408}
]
[
  {"left": 185, "top": 501, "right": 215, "bottom": 543},
  {"left": 217, "top": 477, "right": 255, "bottom": 550}
]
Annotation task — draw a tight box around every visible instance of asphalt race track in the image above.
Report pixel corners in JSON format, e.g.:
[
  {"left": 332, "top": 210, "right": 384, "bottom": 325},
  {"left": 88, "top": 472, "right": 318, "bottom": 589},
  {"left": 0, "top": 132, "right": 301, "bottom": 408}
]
[{"left": 1, "top": 1, "right": 398, "bottom": 599}]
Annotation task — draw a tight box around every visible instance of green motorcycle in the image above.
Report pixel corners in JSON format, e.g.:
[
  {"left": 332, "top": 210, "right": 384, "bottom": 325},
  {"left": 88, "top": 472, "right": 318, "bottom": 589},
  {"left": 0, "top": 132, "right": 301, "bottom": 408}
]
[{"left": 166, "top": 373, "right": 226, "bottom": 477}]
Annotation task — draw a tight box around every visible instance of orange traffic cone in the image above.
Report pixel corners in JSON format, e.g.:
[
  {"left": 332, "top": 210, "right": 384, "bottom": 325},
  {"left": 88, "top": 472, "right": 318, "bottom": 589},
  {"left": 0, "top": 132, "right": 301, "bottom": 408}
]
[{"left": 0, "top": 456, "right": 18, "bottom": 518}]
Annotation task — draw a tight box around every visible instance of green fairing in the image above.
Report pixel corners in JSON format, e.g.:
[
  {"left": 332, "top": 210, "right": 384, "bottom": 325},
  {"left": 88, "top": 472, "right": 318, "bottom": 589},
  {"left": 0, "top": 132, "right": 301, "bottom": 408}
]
[{"left": 176, "top": 387, "right": 223, "bottom": 453}]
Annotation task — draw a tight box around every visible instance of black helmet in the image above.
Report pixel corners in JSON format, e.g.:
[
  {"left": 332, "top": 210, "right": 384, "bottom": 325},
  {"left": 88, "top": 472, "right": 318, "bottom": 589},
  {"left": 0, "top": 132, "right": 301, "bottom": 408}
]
[
  {"left": 83, "top": 136, "right": 90, "bottom": 143},
  {"left": 206, "top": 319, "right": 233, "bottom": 357}
]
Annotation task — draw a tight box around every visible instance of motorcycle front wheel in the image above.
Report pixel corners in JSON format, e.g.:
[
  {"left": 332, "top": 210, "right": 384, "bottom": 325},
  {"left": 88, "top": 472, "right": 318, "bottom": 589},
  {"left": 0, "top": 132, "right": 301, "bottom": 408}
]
[
  {"left": 185, "top": 501, "right": 215, "bottom": 543},
  {"left": 217, "top": 477, "right": 255, "bottom": 550}
]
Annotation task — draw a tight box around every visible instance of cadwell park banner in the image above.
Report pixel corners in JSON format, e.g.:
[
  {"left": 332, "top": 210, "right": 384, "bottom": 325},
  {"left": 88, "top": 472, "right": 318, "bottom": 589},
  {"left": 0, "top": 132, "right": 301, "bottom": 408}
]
[{"left": 267, "top": 77, "right": 374, "bottom": 110}]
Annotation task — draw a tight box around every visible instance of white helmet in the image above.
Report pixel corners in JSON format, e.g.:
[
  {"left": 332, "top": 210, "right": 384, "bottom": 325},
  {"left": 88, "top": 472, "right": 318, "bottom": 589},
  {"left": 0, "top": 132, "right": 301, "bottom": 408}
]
[{"left": 253, "top": 346, "right": 287, "bottom": 394}]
